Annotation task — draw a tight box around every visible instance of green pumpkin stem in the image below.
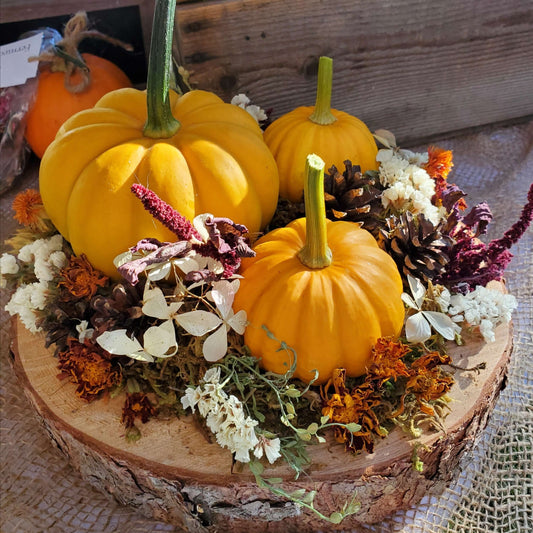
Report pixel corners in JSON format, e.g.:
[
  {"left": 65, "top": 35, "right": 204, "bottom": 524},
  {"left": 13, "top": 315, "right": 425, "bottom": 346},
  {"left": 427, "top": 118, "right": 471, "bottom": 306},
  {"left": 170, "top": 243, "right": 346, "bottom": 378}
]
[
  {"left": 143, "top": 0, "right": 181, "bottom": 138},
  {"left": 298, "top": 154, "right": 332, "bottom": 269},
  {"left": 308, "top": 57, "right": 337, "bottom": 126}
]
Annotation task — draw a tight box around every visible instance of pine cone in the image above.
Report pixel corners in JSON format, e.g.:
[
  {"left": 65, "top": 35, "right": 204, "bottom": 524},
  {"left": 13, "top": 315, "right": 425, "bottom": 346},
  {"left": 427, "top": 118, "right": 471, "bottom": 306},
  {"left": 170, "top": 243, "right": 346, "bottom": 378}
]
[
  {"left": 91, "top": 282, "right": 143, "bottom": 336},
  {"left": 265, "top": 197, "right": 305, "bottom": 231},
  {"left": 324, "top": 161, "right": 384, "bottom": 236},
  {"left": 380, "top": 212, "right": 453, "bottom": 285}
]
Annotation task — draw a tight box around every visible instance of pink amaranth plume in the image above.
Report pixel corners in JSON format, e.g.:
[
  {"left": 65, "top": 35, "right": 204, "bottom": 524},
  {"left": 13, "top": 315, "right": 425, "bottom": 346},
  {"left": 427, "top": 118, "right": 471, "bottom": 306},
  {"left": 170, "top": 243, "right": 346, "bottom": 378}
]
[
  {"left": 440, "top": 182, "right": 533, "bottom": 291},
  {"left": 126, "top": 184, "right": 255, "bottom": 284},
  {"left": 131, "top": 183, "right": 202, "bottom": 241}
]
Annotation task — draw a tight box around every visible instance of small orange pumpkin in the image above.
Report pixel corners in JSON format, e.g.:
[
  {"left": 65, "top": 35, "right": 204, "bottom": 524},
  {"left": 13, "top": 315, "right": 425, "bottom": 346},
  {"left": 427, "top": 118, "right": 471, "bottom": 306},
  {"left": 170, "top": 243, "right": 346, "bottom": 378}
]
[
  {"left": 24, "top": 12, "right": 131, "bottom": 158},
  {"left": 25, "top": 53, "right": 131, "bottom": 158},
  {"left": 264, "top": 57, "right": 378, "bottom": 202},
  {"left": 234, "top": 154, "right": 404, "bottom": 384}
]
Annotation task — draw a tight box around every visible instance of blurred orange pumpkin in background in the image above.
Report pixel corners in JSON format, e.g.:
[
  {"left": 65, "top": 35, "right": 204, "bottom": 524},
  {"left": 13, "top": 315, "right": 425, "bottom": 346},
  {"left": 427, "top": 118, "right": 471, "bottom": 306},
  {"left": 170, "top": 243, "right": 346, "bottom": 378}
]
[
  {"left": 25, "top": 53, "right": 131, "bottom": 159},
  {"left": 23, "top": 11, "right": 132, "bottom": 159}
]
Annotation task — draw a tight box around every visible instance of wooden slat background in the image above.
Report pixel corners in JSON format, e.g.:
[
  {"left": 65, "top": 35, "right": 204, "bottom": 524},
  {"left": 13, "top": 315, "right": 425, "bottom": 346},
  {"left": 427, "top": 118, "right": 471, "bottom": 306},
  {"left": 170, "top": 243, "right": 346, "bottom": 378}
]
[
  {"left": 174, "top": 0, "right": 533, "bottom": 143},
  {"left": 2, "top": 0, "right": 532, "bottom": 143}
]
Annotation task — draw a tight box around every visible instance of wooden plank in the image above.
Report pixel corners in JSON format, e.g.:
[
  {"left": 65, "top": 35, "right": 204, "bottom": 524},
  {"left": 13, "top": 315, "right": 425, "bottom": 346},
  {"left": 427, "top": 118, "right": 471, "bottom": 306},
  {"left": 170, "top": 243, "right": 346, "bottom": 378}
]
[{"left": 174, "top": 0, "right": 533, "bottom": 143}]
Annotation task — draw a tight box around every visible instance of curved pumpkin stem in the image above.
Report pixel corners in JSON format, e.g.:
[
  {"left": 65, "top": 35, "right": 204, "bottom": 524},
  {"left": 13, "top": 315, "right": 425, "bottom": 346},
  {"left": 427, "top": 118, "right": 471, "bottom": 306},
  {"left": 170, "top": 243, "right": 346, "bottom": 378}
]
[
  {"left": 143, "top": 0, "right": 181, "bottom": 138},
  {"left": 29, "top": 11, "right": 132, "bottom": 94},
  {"left": 298, "top": 154, "right": 332, "bottom": 269},
  {"left": 308, "top": 57, "right": 337, "bottom": 126}
]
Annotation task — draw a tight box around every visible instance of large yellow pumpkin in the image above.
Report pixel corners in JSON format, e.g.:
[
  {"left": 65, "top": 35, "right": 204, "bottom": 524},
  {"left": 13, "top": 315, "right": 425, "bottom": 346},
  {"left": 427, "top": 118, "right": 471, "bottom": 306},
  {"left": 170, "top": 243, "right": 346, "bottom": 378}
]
[
  {"left": 264, "top": 57, "right": 378, "bottom": 203},
  {"left": 233, "top": 155, "right": 404, "bottom": 384},
  {"left": 39, "top": 0, "right": 279, "bottom": 278}
]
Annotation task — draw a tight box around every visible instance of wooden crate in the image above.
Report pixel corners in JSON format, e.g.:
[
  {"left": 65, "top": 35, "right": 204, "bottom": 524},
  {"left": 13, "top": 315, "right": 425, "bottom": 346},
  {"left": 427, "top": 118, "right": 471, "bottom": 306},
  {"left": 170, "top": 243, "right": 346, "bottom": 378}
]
[{"left": 173, "top": 0, "right": 533, "bottom": 143}]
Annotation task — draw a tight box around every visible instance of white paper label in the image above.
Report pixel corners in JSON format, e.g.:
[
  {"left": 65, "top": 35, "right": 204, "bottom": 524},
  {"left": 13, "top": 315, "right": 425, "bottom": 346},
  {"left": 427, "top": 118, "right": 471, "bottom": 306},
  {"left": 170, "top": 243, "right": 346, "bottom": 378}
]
[{"left": 0, "top": 33, "right": 43, "bottom": 88}]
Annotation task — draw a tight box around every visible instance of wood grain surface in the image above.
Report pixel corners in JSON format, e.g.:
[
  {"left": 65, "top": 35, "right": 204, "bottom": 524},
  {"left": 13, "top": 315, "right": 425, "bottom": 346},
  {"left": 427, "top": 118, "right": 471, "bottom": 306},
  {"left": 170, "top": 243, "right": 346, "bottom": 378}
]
[
  {"left": 11, "top": 281, "right": 513, "bottom": 531},
  {"left": 173, "top": 0, "right": 533, "bottom": 143},
  {"left": 4, "top": 0, "right": 532, "bottom": 143}
]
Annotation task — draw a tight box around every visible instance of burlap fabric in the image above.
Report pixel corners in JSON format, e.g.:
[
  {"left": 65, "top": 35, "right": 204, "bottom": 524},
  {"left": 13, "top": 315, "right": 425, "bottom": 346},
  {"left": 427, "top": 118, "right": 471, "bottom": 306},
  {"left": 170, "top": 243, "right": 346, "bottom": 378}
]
[{"left": 1, "top": 121, "right": 531, "bottom": 532}]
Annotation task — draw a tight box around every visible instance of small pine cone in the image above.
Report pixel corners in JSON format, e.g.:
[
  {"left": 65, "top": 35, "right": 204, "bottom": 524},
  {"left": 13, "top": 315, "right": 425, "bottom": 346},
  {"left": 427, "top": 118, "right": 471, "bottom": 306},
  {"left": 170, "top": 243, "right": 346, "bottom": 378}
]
[
  {"left": 324, "top": 161, "right": 384, "bottom": 236},
  {"left": 265, "top": 197, "right": 305, "bottom": 231},
  {"left": 381, "top": 212, "right": 453, "bottom": 285},
  {"left": 91, "top": 283, "right": 143, "bottom": 336}
]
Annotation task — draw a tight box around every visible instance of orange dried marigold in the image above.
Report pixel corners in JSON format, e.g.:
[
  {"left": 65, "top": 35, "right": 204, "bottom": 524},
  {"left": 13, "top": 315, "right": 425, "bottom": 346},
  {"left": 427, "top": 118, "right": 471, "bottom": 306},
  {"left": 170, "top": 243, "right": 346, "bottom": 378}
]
[
  {"left": 406, "top": 351, "right": 454, "bottom": 415},
  {"left": 12, "top": 189, "right": 49, "bottom": 231},
  {"left": 122, "top": 392, "right": 158, "bottom": 428},
  {"left": 59, "top": 254, "right": 108, "bottom": 300},
  {"left": 366, "top": 337, "right": 411, "bottom": 387},
  {"left": 424, "top": 146, "right": 454, "bottom": 205},
  {"left": 424, "top": 146, "right": 453, "bottom": 180},
  {"left": 58, "top": 339, "right": 121, "bottom": 401},
  {"left": 321, "top": 369, "right": 385, "bottom": 454}
]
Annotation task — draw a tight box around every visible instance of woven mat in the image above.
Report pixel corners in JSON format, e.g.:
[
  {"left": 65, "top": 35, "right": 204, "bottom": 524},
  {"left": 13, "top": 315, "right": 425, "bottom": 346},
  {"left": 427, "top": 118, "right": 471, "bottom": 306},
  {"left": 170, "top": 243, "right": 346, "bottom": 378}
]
[{"left": 1, "top": 121, "right": 531, "bottom": 533}]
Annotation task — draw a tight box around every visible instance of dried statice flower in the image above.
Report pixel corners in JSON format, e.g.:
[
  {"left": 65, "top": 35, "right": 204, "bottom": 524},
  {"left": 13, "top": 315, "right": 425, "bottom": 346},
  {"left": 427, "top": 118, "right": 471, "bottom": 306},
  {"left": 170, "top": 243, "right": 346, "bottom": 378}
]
[
  {"left": 181, "top": 367, "right": 261, "bottom": 463},
  {"left": 231, "top": 93, "right": 268, "bottom": 123},
  {"left": 376, "top": 148, "right": 445, "bottom": 226},
  {"left": 439, "top": 285, "right": 518, "bottom": 343}
]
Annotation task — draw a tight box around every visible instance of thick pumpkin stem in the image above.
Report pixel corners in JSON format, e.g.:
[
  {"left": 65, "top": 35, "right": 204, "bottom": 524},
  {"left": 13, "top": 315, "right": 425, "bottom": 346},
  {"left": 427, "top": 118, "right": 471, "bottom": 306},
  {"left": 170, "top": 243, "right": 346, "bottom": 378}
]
[
  {"left": 298, "top": 154, "right": 332, "bottom": 269},
  {"left": 308, "top": 57, "right": 337, "bottom": 126},
  {"left": 143, "top": 0, "right": 181, "bottom": 138}
]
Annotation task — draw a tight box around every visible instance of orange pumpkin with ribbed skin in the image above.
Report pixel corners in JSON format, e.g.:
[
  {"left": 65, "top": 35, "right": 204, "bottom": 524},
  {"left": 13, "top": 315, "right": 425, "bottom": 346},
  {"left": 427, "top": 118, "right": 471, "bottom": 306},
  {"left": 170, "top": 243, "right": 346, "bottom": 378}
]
[
  {"left": 233, "top": 155, "right": 404, "bottom": 385},
  {"left": 38, "top": 0, "right": 279, "bottom": 280},
  {"left": 264, "top": 57, "right": 378, "bottom": 202},
  {"left": 39, "top": 88, "right": 279, "bottom": 279},
  {"left": 25, "top": 53, "right": 131, "bottom": 158}
]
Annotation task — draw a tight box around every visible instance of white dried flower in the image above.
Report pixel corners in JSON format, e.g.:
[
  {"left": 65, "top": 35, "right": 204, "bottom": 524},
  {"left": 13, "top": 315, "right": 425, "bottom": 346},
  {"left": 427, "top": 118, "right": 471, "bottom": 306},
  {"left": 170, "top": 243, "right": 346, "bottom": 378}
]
[
  {"left": 479, "top": 319, "right": 496, "bottom": 343},
  {"left": 181, "top": 386, "right": 203, "bottom": 412},
  {"left": 48, "top": 250, "right": 67, "bottom": 269},
  {"left": 376, "top": 148, "right": 443, "bottom": 225},
  {"left": 176, "top": 280, "right": 247, "bottom": 362},
  {"left": 17, "top": 234, "right": 65, "bottom": 282},
  {"left": 436, "top": 287, "right": 452, "bottom": 312},
  {"left": 181, "top": 369, "right": 260, "bottom": 463},
  {"left": 231, "top": 94, "right": 250, "bottom": 107},
  {"left": 231, "top": 93, "right": 267, "bottom": 123},
  {"left": 402, "top": 275, "right": 460, "bottom": 343},
  {"left": 76, "top": 320, "right": 95, "bottom": 343},
  {"left": 29, "top": 281, "right": 48, "bottom": 310},
  {"left": 254, "top": 435, "right": 282, "bottom": 464},
  {"left": 0, "top": 253, "right": 19, "bottom": 275},
  {"left": 401, "top": 149, "right": 429, "bottom": 166},
  {"left": 444, "top": 285, "right": 517, "bottom": 343},
  {"left": 243, "top": 104, "right": 267, "bottom": 123},
  {"left": 5, "top": 284, "right": 41, "bottom": 333},
  {"left": 203, "top": 366, "right": 222, "bottom": 384}
]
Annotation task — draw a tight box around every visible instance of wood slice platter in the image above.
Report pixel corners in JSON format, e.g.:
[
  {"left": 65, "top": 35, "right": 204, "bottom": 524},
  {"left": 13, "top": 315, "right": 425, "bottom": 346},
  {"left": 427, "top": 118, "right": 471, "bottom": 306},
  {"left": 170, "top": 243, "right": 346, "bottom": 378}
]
[{"left": 11, "top": 285, "right": 513, "bottom": 533}]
